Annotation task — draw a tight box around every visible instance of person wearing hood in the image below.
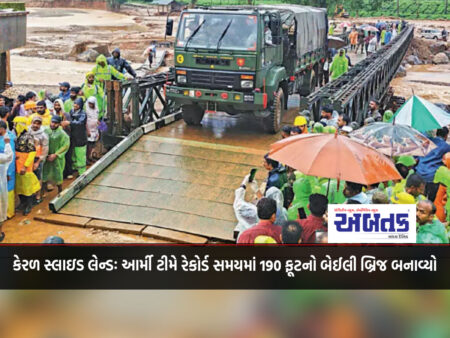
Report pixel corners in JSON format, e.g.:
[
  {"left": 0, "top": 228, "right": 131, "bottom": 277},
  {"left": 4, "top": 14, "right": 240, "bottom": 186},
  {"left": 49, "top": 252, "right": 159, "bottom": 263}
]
[
  {"left": 233, "top": 174, "right": 259, "bottom": 239},
  {"left": 64, "top": 87, "right": 80, "bottom": 114},
  {"left": 43, "top": 115, "right": 70, "bottom": 194},
  {"left": 62, "top": 97, "right": 87, "bottom": 175},
  {"left": 329, "top": 49, "right": 348, "bottom": 81},
  {"left": 13, "top": 117, "right": 41, "bottom": 216},
  {"left": 265, "top": 186, "right": 288, "bottom": 226},
  {"left": 58, "top": 82, "right": 71, "bottom": 102},
  {"left": 92, "top": 54, "right": 125, "bottom": 90},
  {"left": 0, "top": 121, "right": 13, "bottom": 241},
  {"left": 29, "top": 100, "right": 51, "bottom": 126},
  {"left": 86, "top": 97, "right": 99, "bottom": 164},
  {"left": 28, "top": 115, "right": 49, "bottom": 204},
  {"left": 81, "top": 72, "right": 105, "bottom": 119},
  {"left": 382, "top": 109, "right": 393, "bottom": 122},
  {"left": 53, "top": 99, "right": 70, "bottom": 122},
  {"left": 0, "top": 116, "right": 16, "bottom": 219},
  {"left": 107, "top": 48, "right": 136, "bottom": 79}
]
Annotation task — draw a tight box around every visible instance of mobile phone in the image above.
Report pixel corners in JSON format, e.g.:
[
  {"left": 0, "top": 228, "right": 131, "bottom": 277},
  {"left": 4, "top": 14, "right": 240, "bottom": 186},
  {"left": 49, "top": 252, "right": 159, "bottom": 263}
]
[
  {"left": 249, "top": 168, "right": 257, "bottom": 182},
  {"left": 298, "top": 207, "right": 307, "bottom": 219}
]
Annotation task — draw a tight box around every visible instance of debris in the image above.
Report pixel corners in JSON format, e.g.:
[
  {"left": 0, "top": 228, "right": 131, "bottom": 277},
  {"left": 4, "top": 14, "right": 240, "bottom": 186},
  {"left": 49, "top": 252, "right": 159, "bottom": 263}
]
[
  {"left": 76, "top": 49, "right": 100, "bottom": 62},
  {"left": 406, "top": 55, "right": 422, "bottom": 65},
  {"left": 395, "top": 65, "right": 407, "bottom": 78},
  {"left": 433, "top": 52, "right": 449, "bottom": 65},
  {"left": 429, "top": 42, "right": 447, "bottom": 55}
]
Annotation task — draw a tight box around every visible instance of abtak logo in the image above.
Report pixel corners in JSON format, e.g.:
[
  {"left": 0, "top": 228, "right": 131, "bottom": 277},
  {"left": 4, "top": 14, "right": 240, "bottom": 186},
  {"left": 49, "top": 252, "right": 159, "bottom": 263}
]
[
  {"left": 328, "top": 205, "right": 416, "bottom": 243},
  {"left": 334, "top": 210, "right": 410, "bottom": 233}
]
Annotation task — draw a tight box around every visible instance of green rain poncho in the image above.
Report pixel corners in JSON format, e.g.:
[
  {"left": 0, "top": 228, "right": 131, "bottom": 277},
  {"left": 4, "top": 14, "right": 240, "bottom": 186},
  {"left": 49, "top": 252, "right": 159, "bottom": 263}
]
[
  {"left": 417, "top": 219, "right": 449, "bottom": 244},
  {"left": 319, "top": 179, "right": 346, "bottom": 204},
  {"left": 92, "top": 54, "right": 125, "bottom": 88},
  {"left": 287, "top": 175, "right": 320, "bottom": 220},
  {"left": 313, "top": 122, "right": 324, "bottom": 133},
  {"left": 329, "top": 51, "right": 349, "bottom": 80},
  {"left": 82, "top": 72, "right": 105, "bottom": 119},
  {"left": 43, "top": 126, "right": 70, "bottom": 185}
]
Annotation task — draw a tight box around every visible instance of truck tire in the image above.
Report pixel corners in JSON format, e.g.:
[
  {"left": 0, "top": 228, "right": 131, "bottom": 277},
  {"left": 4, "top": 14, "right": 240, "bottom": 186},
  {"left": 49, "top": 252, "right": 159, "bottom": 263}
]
[
  {"left": 299, "top": 68, "right": 316, "bottom": 96},
  {"left": 264, "top": 88, "right": 284, "bottom": 134},
  {"left": 181, "top": 104, "right": 204, "bottom": 126}
]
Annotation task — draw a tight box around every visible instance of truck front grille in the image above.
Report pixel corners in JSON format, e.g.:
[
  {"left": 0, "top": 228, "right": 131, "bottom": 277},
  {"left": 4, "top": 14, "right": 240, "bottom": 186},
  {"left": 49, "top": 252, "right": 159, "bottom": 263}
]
[{"left": 189, "top": 70, "right": 236, "bottom": 89}]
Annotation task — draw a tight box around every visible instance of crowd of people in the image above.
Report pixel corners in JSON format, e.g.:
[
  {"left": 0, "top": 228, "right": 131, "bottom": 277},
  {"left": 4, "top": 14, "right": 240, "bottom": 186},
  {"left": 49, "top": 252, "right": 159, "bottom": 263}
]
[
  {"left": 325, "top": 20, "right": 405, "bottom": 84},
  {"left": 234, "top": 102, "right": 450, "bottom": 245},
  {"left": 0, "top": 49, "right": 141, "bottom": 242}
]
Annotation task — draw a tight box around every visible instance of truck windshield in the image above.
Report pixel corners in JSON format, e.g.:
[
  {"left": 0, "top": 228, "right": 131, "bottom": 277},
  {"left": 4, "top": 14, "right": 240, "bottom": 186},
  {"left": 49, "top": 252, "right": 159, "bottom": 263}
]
[{"left": 177, "top": 13, "right": 257, "bottom": 51}]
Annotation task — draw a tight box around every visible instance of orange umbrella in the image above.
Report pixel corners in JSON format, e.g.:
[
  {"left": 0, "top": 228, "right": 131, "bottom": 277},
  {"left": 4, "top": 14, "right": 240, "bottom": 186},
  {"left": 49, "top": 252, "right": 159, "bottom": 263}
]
[{"left": 269, "top": 133, "right": 401, "bottom": 186}]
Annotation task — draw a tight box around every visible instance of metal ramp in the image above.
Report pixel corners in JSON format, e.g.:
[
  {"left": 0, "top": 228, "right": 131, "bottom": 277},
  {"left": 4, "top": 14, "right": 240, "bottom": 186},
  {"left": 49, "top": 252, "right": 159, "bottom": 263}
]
[{"left": 53, "top": 133, "right": 266, "bottom": 242}]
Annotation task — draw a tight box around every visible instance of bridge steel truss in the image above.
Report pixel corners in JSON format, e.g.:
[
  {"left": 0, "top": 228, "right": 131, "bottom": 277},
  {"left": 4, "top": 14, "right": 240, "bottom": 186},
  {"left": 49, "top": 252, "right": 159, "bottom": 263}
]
[
  {"left": 103, "top": 70, "right": 177, "bottom": 146},
  {"left": 301, "top": 25, "right": 414, "bottom": 123}
]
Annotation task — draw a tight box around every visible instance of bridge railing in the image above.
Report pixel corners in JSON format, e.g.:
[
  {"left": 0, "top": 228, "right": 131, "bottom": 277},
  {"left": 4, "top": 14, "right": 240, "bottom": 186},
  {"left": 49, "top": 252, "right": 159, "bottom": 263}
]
[
  {"left": 103, "top": 69, "right": 177, "bottom": 147},
  {"left": 302, "top": 25, "right": 414, "bottom": 124}
]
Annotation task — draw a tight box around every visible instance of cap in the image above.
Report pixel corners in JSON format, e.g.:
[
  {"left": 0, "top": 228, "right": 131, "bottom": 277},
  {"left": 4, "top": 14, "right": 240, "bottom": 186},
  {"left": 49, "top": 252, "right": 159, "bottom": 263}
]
[
  {"left": 51, "top": 115, "right": 62, "bottom": 123},
  {"left": 70, "top": 86, "right": 81, "bottom": 93},
  {"left": 390, "top": 192, "right": 415, "bottom": 204},
  {"left": 59, "top": 82, "right": 70, "bottom": 88},
  {"left": 31, "top": 115, "right": 43, "bottom": 123},
  {"left": 294, "top": 116, "right": 307, "bottom": 126}
]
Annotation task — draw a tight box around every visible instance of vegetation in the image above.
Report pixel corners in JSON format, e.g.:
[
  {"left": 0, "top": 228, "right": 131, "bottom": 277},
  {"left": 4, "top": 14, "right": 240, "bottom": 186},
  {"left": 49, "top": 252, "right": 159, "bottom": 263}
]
[
  {"left": 130, "top": 0, "right": 449, "bottom": 20},
  {"left": 0, "top": 2, "right": 26, "bottom": 11}
]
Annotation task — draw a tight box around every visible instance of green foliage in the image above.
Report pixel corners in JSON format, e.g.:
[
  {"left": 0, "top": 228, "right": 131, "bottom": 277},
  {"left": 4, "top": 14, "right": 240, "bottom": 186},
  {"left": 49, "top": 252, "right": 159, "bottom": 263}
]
[
  {"left": 0, "top": 2, "right": 26, "bottom": 11},
  {"left": 126, "top": 0, "right": 449, "bottom": 20}
]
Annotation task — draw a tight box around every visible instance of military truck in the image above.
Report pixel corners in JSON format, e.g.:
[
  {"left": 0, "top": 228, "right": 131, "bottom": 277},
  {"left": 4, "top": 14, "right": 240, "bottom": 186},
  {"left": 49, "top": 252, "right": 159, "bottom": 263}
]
[{"left": 165, "top": 5, "right": 328, "bottom": 133}]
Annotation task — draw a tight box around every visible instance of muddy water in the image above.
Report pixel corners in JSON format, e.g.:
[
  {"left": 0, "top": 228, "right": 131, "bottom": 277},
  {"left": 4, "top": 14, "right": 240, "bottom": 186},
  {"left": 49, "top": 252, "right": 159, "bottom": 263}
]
[{"left": 391, "top": 64, "right": 450, "bottom": 102}]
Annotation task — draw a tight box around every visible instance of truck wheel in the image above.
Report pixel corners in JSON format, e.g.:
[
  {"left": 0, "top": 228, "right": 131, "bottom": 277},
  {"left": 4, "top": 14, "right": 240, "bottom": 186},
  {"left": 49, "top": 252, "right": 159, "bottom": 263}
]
[
  {"left": 264, "top": 88, "right": 284, "bottom": 134},
  {"left": 299, "top": 68, "right": 316, "bottom": 96},
  {"left": 181, "top": 104, "right": 204, "bottom": 126}
]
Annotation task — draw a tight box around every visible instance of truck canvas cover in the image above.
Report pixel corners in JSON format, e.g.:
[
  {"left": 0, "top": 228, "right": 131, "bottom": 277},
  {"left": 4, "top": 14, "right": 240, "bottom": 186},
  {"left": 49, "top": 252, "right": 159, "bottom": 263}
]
[{"left": 259, "top": 5, "right": 327, "bottom": 57}]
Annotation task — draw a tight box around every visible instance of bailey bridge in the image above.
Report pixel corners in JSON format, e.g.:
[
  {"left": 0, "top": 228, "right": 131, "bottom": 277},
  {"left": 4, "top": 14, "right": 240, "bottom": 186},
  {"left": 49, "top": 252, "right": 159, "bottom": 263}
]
[{"left": 45, "top": 25, "right": 414, "bottom": 243}]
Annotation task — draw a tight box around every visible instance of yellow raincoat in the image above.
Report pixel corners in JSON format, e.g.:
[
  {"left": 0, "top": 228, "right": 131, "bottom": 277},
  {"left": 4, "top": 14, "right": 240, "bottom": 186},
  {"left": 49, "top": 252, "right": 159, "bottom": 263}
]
[{"left": 13, "top": 117, "right": 41, "bottom": 196}]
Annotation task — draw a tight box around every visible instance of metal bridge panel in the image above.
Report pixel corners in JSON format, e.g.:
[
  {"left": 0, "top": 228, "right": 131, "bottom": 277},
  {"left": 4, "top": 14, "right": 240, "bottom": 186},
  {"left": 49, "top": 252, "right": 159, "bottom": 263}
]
[{"left": 58, "top": 136, "right": 266, "bottom": 241}]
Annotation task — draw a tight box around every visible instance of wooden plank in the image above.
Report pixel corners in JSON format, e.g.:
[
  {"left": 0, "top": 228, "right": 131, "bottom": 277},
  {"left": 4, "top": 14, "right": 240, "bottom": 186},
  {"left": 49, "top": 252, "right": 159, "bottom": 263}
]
[
  {"left": 141, "top": 226, "right": 208, "bottom": 244},
  {"left": 49, "top": 127, "right": 144, "bottom": 212},
  {"left": 61, "top": 199, "right": 235, "bottom": 241},
  {"left": 91, "top": 172, "right": 235, "bottom": 205},
  {"left": 130, "top": 139, "right": 264, "bottom": 167},
  {"left": 119, "top": 150, "right": 258, "bottom": 178},
  {"left": 86, "top": 220, "right": 146, "bottom": 235},
  {"left": 77, "top": 185, "right": 236, "bottom": 222},
  {"left": 104, "top": 161, "right": 264, "bottom": 190},
  {"left": 34, "top": 214, "right": 91, "bottom": 228}
]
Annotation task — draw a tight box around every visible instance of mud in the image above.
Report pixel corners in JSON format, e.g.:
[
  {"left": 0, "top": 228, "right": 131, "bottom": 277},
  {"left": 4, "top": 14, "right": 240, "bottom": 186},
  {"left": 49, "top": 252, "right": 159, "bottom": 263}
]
[
  {"left": 12, "top": 6, "right": 178, "bottom": 88},
  {"left": 391, "top": 64, "right": 450, "bottom": 103}
]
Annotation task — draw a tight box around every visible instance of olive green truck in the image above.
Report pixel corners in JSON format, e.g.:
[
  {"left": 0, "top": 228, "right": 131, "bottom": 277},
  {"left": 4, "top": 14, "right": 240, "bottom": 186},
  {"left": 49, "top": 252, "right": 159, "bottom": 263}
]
[{"left": 166, "top": 5, "right": 328, "bottom": 133}]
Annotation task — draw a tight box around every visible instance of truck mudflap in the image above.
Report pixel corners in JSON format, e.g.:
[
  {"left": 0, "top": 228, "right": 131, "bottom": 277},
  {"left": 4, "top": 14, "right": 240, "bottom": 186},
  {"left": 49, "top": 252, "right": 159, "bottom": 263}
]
[{"left": 166, "top": 85, "right": 266, "bottom": 110}]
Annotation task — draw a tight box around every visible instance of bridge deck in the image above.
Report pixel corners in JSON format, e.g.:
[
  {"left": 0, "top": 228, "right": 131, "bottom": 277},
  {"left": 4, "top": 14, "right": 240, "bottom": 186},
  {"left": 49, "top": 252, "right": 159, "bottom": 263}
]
[{"left": 58, "top": 135, "right": 266, "bottom": 241}]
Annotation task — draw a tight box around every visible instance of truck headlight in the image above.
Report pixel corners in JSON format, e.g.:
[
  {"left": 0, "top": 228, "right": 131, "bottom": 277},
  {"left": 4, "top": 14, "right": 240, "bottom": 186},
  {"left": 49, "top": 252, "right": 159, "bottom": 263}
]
[
  {"left": 241, "top": 80, "right": 253, "bottom": 88},
  {"left": 177, "top": 75, "right": 187, "bottom": 84}
]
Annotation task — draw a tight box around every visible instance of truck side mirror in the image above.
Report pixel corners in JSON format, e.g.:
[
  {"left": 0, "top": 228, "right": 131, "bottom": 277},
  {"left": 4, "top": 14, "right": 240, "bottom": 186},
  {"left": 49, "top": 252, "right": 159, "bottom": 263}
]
[{"left": 166, "top": 19, "right": 174, "bottom": 36}]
